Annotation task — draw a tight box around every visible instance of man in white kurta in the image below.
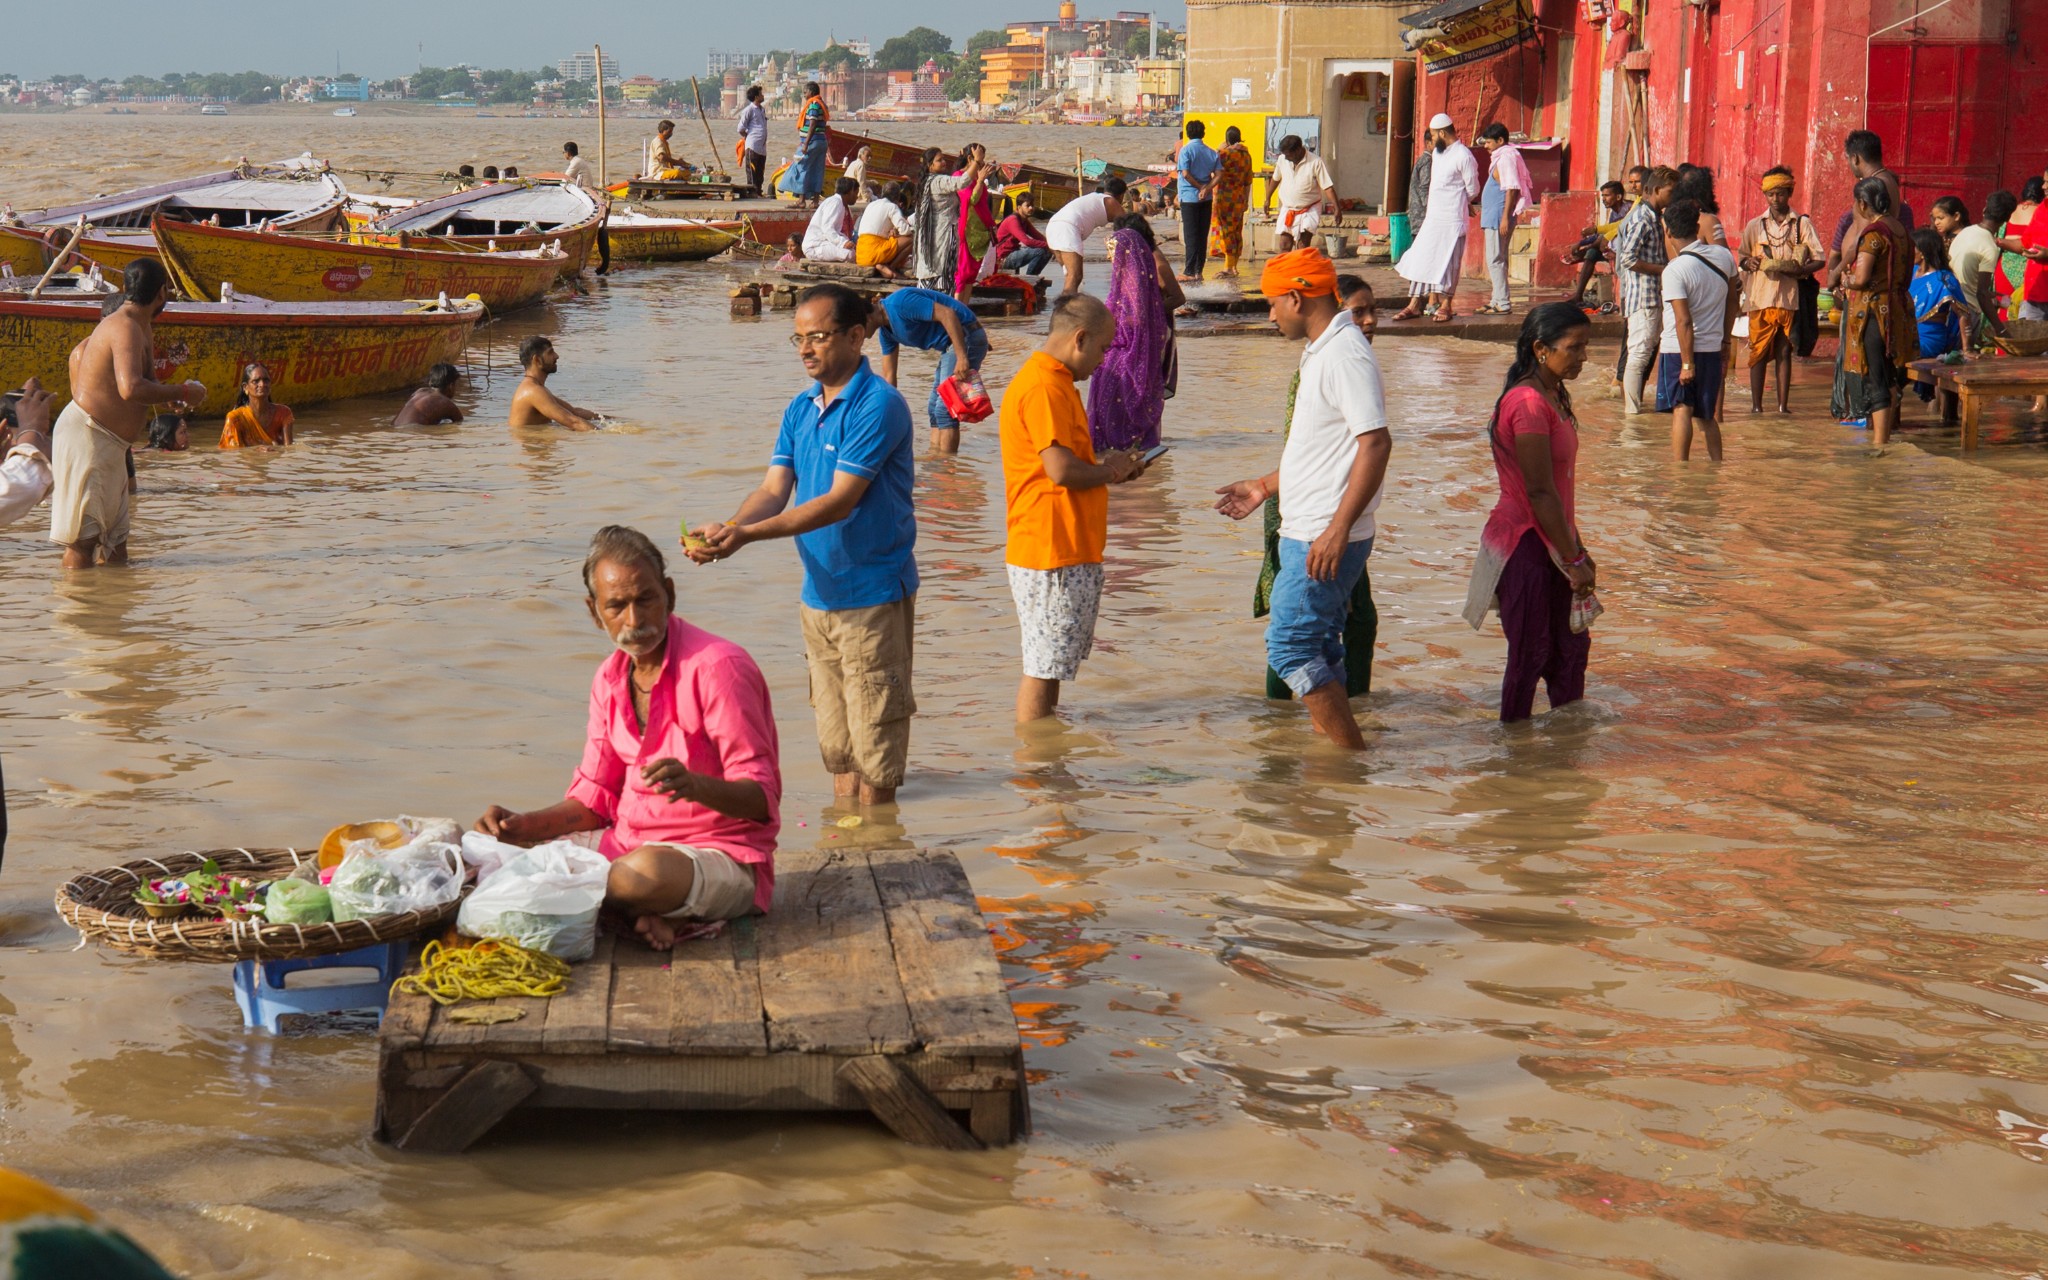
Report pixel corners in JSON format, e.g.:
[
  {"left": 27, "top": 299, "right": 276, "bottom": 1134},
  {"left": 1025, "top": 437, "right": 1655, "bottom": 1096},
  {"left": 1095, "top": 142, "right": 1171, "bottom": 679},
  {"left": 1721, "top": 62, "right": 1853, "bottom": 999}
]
[
  {"left": 1394, "top": 114, "right": 1481, "bottom": 321},
  {"left": 802, "top": 179, "right": 858, "bottom": 263}
]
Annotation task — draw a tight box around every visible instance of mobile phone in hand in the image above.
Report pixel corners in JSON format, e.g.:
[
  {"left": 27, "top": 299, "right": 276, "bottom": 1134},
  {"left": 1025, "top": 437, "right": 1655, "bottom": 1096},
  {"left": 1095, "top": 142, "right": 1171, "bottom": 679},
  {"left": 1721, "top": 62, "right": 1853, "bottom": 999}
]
[{"left": 1140, "top": 444, "right": 1170, "bottom": 465}]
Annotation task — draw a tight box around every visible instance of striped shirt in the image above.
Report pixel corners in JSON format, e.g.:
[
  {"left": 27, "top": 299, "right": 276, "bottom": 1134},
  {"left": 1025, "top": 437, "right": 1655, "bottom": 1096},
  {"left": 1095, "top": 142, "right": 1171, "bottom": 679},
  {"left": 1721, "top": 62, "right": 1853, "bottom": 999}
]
[{"left": 1615, "top": 200, "right": 1667, "bottom": 316}]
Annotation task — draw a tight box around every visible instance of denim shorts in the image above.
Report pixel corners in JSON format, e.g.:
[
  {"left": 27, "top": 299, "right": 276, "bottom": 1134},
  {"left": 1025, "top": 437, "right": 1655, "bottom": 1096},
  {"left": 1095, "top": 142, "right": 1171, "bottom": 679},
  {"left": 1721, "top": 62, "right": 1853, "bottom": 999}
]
[
  {"left": 1265, "top": 535, "right": 1374, "bottom": 698},
  {"left": 930, "top": 324, "right": 991, "bottom": 430}
]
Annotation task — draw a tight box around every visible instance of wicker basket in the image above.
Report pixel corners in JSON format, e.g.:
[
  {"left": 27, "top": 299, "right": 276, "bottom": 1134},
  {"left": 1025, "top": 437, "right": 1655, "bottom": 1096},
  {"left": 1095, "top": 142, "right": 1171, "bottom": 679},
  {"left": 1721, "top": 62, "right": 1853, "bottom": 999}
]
[
  {"left": 56, "top": 846, "right": 465, "bottom": 963},
  {"left": 1992, "top": 319, "right": 2048, "bottom": 358}
]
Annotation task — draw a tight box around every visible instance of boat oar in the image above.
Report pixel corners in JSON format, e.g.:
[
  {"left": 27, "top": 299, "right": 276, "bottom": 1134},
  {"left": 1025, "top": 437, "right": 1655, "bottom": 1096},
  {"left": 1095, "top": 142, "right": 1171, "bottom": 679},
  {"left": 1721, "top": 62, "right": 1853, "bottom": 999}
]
[
  {"left": 690, "top": 77, "right": 728, "bottom": 183},
  {"left": 28, "top": 219, "right": 87, "bottom": 299}
]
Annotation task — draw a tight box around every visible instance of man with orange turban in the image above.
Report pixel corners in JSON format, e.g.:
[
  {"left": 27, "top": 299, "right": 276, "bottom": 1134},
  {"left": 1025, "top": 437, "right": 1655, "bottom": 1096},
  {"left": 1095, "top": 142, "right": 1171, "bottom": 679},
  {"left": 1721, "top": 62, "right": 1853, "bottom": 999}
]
[
  {"left": 1214, "top": 249, "right": 1392, "bottom": 749},
  {"left": 1736, "top": 166, "right": 1823, "bottom": 413}
]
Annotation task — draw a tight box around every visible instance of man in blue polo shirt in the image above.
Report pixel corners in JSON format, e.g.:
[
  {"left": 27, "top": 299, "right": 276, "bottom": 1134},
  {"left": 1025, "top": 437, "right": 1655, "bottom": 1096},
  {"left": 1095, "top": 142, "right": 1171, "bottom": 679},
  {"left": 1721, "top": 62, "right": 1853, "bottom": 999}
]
[
  {"left": 868, "top": 286, "right": 988, "bottom": 455},
  {"left": 687, "top": 283, "right": 919, "bottom": 807},
  {"left": 1174, "top": 119, "right": 1221, "bottom": 282}
]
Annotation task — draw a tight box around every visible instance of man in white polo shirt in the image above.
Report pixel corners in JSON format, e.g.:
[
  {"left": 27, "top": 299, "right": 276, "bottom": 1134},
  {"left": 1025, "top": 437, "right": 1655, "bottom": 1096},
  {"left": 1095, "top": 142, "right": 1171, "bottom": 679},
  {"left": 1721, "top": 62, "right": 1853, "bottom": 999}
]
[{"left": 1214, "top": 248, "right": 1391, "bottom": 749}]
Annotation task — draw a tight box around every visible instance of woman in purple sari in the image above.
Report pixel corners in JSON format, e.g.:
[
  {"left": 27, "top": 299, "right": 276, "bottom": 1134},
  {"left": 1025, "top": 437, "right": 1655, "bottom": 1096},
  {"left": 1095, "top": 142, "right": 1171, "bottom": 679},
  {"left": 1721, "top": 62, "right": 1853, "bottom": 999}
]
[{"left": 1088, "top": 214, "right": 1185, "bottom": 451}]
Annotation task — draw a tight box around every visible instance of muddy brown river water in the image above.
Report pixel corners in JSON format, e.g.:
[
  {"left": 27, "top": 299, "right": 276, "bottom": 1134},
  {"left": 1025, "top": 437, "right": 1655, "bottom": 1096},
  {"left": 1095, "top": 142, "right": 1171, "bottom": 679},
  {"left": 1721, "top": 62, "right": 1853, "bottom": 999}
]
[{"left": 4, "top": 114, "right": 2048, "bottom": 1278}]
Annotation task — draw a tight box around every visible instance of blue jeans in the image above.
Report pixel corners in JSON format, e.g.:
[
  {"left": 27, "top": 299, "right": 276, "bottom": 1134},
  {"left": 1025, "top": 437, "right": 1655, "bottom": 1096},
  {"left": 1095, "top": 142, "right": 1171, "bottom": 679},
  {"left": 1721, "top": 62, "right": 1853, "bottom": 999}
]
[
  {"left": 1266, "top": 535, "right": 1374, "bottom": 697},
  {"left": 1002, "top": 246, "right": 1052, "bottom": 275},
  {"left": 929, "top": 324, "right": 991, "bottom": 429}
]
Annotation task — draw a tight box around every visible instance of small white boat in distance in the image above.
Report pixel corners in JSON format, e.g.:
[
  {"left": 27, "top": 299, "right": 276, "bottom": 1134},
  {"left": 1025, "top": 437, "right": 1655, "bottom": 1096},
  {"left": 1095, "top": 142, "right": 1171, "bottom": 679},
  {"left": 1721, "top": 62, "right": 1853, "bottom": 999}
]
[
  {"left": 333, "top": 107, "right": 357, "bottom": 117},
  {"left": 199, "top": 104, "right": 227, "bottom": 116}
]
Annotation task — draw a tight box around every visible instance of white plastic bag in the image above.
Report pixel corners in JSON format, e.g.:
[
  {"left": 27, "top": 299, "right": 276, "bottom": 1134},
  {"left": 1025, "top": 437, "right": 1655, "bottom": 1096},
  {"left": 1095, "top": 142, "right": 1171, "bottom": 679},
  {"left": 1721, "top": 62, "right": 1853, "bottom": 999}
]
[
  {"left": 456, "top": 840, "right": 610, "bottom": 960},
  {"left": 328, "top": 837, "right": 465, "bottom": 922},
  {"left": 458, "top": 830, "right": 525, "bottom": 886}
]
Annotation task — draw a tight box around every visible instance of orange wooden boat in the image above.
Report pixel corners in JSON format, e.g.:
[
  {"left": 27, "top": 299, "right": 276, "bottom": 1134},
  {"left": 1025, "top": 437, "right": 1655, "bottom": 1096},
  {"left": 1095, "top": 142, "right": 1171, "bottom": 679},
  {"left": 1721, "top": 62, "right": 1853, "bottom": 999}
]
[
  {"left": 361, "top": 181, "right": 606, "bottom": 279},
  {"left": 156, "top": 216, "right": 566, "bottom": 312}
]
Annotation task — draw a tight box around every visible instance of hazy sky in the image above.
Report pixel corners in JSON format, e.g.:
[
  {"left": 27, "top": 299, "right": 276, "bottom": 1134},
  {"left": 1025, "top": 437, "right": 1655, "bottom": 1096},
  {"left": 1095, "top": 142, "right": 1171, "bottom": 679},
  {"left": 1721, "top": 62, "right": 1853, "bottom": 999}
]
[{"left": 8, "top": 0, "right": 1187, "bottom": 80}]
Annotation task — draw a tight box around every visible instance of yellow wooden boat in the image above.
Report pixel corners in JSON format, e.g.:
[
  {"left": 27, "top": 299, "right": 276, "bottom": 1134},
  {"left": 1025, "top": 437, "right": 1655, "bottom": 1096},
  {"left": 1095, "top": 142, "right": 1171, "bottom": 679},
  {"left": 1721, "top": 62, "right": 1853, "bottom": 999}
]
[
  {"left": 602, "top": 210, "right": 743, "bottom": 263},
  {"left": 0, "top": 283, "right": 483, "bottom": 416},
  {"left": 19, "top": 162, "right": 351, "bottom": 273},
  {"left": 156, "top": 216, "right": 566, "bottom": 312},
  {"left": 0, "top": 225, "right": 73, "bottom": 277},
  {"left": 361, "top": 181, "right": 606, "bottom": 279}
]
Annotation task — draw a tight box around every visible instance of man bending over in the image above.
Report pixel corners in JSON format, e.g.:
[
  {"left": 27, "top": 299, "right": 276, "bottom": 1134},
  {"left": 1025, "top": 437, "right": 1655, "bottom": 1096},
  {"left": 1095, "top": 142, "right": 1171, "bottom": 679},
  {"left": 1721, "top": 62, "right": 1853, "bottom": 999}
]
[
  {"left": 508, "top": 336, "right": 599, "bottom": 431},
  {"left": 473, "top": 526, "right": 782, "bottom": 949}
]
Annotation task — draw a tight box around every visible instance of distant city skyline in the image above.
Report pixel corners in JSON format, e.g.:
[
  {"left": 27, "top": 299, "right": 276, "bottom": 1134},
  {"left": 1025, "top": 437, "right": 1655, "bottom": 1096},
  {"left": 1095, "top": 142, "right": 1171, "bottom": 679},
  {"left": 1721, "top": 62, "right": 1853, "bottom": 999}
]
[{"left": 5, "top": 1, "right": 1187, "bottom": 81}]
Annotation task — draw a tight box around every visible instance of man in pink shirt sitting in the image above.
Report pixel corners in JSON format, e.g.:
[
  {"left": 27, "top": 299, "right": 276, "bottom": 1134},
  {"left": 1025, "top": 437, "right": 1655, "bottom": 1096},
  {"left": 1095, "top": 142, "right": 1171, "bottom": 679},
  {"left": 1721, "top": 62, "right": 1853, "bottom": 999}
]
[{"left": 473, "top": 526, "right": 782, "bottom": 950}]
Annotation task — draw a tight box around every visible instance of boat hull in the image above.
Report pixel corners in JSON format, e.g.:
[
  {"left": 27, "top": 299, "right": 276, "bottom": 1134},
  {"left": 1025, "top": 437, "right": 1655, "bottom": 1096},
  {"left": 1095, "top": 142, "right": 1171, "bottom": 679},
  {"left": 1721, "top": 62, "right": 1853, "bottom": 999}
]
[
  {"left": 362, "top": 182, "right": 607, "bottom": 280},
  {"left": 0, "top": 226, "right": 64, "bottom": 277},
  {"left": 602, "top": 218, "right": 742, "bottom": 262},
  {"left": 0, "top": 296, "right": 482, "bottom": 416},
  {"left": 156, "top": 217, "right": 564, "bottom": 311}
]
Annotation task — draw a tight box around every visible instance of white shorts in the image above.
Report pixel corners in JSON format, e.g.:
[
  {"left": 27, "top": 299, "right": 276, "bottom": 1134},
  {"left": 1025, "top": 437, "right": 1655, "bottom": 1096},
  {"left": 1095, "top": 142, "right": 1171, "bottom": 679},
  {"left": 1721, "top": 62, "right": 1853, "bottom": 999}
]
[
  {"left": 568, "top": 832, "right": 759, "bottom": 920},
  {"left": 1277, "top": 207, "right": 1322, "bottom": 246},
  {"left": 1008, "top": 561, "right": 1104, "bottom": 681},
  {"left": 1045, "top": 221, "right": 1087, "bottom": 256}
]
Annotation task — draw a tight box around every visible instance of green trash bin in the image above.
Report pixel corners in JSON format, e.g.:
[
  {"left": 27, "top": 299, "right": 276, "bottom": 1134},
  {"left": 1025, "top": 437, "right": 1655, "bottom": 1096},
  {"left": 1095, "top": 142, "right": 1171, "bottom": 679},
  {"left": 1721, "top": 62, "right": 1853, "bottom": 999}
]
[{"left": 1389, "top": 213, "right": 1413, "bottom": 265}]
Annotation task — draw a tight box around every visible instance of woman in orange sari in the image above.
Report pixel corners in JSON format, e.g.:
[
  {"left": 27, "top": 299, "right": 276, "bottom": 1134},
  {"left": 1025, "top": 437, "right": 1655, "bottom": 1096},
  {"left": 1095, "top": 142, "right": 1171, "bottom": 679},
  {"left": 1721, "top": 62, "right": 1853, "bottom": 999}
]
[
  {"left": 1831, "top": 176, "right": 1916, "bottom": 447},
  {"left": 219, "top": 363, "right": 294, "bottom": 449},
  {"left": 1207, "top": 126, "right": 1255, "bottom": 278}
]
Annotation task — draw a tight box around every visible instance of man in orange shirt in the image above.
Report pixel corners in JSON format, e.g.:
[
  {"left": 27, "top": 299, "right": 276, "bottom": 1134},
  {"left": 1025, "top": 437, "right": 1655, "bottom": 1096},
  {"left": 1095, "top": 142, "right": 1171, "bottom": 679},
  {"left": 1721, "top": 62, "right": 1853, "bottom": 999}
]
[{"left": 1000, "top": 294, "right": 1152, "bottom": 723}]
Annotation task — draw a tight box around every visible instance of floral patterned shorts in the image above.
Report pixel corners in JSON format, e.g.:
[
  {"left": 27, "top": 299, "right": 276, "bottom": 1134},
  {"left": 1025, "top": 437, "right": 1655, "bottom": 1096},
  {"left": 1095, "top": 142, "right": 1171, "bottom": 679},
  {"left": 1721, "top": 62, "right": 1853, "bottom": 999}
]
[{"left": 1007, "top": 562, "right": 1104, "bottom": 682}]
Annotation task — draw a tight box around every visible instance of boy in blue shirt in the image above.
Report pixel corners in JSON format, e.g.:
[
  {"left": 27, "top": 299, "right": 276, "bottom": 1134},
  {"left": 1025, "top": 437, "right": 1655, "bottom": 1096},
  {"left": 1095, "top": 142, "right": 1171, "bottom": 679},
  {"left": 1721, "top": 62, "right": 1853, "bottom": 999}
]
[
  {"left": 867, "top": 287, "right": 989, "bottom": 454},
  {"left": 1174, "top": 120, "right": 1221, "bottom": 281}
]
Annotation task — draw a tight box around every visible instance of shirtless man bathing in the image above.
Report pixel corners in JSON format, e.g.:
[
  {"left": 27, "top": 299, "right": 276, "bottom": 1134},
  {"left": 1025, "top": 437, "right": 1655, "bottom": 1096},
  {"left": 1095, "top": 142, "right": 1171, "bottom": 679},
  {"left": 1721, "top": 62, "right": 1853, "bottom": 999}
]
[
  {"left": 507, "top": 335, "right": 601, "bottom": 431},
  {"left": 55, "top": 259, "right": 204, "bottom": 568}
]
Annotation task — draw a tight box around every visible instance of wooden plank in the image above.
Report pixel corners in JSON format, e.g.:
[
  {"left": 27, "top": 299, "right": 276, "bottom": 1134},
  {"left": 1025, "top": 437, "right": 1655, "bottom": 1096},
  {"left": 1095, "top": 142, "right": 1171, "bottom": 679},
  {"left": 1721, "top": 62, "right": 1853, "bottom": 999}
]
[
  {"left": 395, "top": 1060, "right": 537, "bottom": 1154},
  {"left": 837, "top": 1055, "right": 983, "bottom": 1151},
  {"left": 758, "top": 848, "right": 915, "bottom": 1055},
  {"left": 666, "top": 916, "right": 767, "bottom": 1054},
  {"left": 542, "top": 933, "right": 615, "bottom": 1054},
  {"left": 379, "top": 955, "right": 434, "bottom": 1052},
  {"left": 869, "top": 847, "right": 1020, "bottom": 1057},
  {"left": 607, "top": 935, "right": 675, "bottom": 1052},
  {"left": 969, "top": 1091, "right": 1014, "bottom": 1146},
  {"left": 471, "top": 989, "right": 554, "bottom": 1052},
  {"left": 413, "top": 1047, "right": 1014, "bottom": 1113}
]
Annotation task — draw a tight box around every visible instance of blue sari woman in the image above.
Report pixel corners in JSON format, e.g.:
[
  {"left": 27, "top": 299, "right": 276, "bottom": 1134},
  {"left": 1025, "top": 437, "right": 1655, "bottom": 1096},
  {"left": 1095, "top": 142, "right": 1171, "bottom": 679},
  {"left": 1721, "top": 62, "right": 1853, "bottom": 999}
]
[{"left": 781, "top": 85, "right": 830, "bottom": 203}]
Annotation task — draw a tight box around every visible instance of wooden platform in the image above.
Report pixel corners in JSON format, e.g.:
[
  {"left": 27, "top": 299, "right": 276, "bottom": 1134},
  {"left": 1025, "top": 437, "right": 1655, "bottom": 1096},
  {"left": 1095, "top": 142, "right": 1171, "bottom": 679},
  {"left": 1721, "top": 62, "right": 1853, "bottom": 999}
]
[
  {"left": 1907, "top": 353, "right": 2048, "bottom": 450},
  {"left": 625, "top": 179, "right": 758, "bottom": 202},
  {"left": 375, "top": 845, "right": 1027, "bottom": 1153}
]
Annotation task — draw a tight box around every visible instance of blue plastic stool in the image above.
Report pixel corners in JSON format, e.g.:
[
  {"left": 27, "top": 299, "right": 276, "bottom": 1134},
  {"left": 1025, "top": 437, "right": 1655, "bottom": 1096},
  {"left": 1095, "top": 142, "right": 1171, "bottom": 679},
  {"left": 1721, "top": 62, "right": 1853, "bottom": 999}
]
[{"left": 232, "top": 941, "right": 410, "bottom": 1033}]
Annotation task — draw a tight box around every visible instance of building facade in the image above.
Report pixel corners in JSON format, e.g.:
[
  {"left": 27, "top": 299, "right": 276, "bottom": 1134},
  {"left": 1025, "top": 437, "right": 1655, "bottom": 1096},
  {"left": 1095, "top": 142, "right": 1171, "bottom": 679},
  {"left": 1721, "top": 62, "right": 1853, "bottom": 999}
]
[
  {"left": 556, "top": 52, "right": 620, "bottom": 83},
  {"left": 1183, "top": 0, "right": 1418, "bottom": 210}
]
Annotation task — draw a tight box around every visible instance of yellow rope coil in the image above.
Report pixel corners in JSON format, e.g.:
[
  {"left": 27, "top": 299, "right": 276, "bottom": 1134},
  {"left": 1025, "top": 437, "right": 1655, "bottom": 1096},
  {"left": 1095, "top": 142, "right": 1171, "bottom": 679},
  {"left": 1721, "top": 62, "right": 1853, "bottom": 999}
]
[{"left": 391, "top": 938, "right": 571, "bottom": 1006}]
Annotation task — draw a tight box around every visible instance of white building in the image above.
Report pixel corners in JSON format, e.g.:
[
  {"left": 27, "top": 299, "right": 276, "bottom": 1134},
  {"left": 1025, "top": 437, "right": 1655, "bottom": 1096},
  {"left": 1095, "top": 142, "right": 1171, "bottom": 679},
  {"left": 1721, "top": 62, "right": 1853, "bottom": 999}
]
[{"left": 555, "top": 51, "right": 620, "bottom": 83}]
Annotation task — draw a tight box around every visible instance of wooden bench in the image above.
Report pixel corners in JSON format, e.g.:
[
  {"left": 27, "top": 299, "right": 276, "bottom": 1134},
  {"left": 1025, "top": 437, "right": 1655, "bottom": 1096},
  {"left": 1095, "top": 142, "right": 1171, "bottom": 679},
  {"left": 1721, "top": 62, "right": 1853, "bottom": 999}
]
[
  {"left": 1907, "top": 354, "right": 2048, "bottom": 450},
  {"left": 375, "top": 845, "right": 1026, "bottom": 1153}
]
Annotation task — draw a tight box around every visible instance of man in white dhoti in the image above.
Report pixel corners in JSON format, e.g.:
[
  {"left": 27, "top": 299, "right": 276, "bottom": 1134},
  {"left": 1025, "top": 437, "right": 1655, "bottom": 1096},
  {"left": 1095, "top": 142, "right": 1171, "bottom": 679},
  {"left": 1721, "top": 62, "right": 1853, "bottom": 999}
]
[{"left": 1392, "top": 114, "right": 1481, "bottom": 323}]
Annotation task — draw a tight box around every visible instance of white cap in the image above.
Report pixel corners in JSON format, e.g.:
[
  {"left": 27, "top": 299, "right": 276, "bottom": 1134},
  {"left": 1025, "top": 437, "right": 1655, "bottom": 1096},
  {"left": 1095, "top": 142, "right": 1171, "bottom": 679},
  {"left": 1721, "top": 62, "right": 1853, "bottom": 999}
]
[{"left": 1428, "top": 112, "right": 1454, "bottom": 131}]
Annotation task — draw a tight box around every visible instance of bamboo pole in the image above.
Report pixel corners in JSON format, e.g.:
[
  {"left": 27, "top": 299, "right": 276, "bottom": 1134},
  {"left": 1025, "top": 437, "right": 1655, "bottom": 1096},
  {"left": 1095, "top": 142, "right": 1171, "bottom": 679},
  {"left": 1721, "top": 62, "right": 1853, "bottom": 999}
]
[
  {"left": 594, "top": 44, "right": 607, "bottom": 187},
  {"left": 691, "top": 77, "right": 724, "bottom": 180},
  {"left": 28, "top": 220, "right": 87, "bottom": 300}
]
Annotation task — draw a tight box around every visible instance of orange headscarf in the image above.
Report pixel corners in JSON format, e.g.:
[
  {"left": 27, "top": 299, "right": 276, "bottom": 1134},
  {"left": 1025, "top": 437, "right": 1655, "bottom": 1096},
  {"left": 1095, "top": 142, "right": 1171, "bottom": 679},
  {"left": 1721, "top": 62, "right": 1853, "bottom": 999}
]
[{"left": 1259, "top": 247, "right": 1338, "bottom": 298}]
